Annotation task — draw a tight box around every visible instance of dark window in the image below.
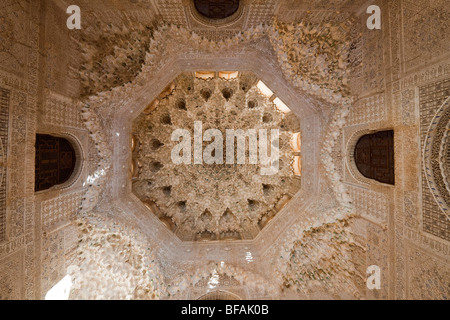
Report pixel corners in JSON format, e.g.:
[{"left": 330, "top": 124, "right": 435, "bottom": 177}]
[
  {"left": 194, "top": 0, "right": 239, "bottom": 19},
  {"left": 35, "top": 134, "right": 76, "bottom": 192},
  {"left": 354, "top": 130, "right": 395, "bottom": 185}
]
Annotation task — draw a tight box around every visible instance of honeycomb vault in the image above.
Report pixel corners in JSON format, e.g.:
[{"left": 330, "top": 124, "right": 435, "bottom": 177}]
[{"left": 131, "top": 72, "right": 301, "bottom": 241}]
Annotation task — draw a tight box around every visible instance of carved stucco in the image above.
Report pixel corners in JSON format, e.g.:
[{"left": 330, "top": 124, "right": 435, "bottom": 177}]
[
  {"left": 132, "top": 72, "right": 301, "bottom": 241},
  {"left": 0, "top": 0, "right": 448, "bottom": 300}
]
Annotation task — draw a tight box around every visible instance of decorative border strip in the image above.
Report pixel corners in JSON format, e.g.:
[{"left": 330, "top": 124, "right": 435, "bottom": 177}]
[
  {"left": 345, "top": 129, "right": 374, "bottom": 186},
  {"left": 79, "top": 104, "right": 112, "bottom": 214},
  {"left": 423, "top": 97, "right": 450, "bottom": 218},
  {"left": 0, "top": 236, "right": 24, "bottom": 258},
  {"left": 0, "top": 88, "right": 10, "bottom": 243},
  {"left": 404, "top": 227, "right": 450, "bottom": 257}
]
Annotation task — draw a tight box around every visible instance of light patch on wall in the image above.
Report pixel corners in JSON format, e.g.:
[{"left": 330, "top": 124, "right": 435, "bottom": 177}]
[
  {"left": 292, "top": 156, "right": 302, "bottom": 176},
  {"left": 208, "top": 269, "right": 219, "bottom": 289},
  {"left": 291, "top": 132, "right": 301, "bottom": 152},
  {"left": 45, "top": 275, "right": 73, "bottom": 300},
  {"left": 195, "top": 71, "right": 215, "bottom": 80},
  {"left": 219, "top": 71, "right": 239, "bottom": 80},
  {"left": 245, "top": 251, "right": 254, "bottom": 263},
  {"left": 257, "top": 81, "right": 274, "bottom": 98},
  {"left": 83, "top": 168, "right": 106, "bottom": 186},
  {"left": 273, "top": 97, "right": 291, "bottom": 113}
]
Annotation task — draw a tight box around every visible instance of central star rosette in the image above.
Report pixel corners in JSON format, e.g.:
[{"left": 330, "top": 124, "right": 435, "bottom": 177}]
[{"left": 132, "top": 72, "right": 301, "bottom": 241}]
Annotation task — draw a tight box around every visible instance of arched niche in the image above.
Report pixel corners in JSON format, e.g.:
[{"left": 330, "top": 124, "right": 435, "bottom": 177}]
[
  {"left": 350, "top": 130, "right": 395, "bottom": 185},
  {"left": 291, "top": 132, "right": 302, "bottom": 176},
  {"left": 194, "top": 0, "right": 240, "bottom": 20},
  {"left": 188, "top": 0, "right": 244, "bottom": 27},
  {"left": 423, "top": 96, "right": 450, "bottom": 218},
  {"left": 197, "top": 290, "right": 241, "bottom": 300},
  {"left": 35, "top": 134, "right": 82, "bottom": 192}
]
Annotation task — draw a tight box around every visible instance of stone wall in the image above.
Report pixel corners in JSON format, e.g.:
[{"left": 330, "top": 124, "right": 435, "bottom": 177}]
[
  {"left": 0, "top": 0, "right": 448, "bottom": 300},
  {"left": 340, "top": 0, "right": 450, "bottom": 300}
]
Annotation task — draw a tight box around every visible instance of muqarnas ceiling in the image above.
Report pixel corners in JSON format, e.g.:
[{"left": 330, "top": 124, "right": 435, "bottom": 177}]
[{"left": 131, "top": 72, "right": 302, "bottom": 241}]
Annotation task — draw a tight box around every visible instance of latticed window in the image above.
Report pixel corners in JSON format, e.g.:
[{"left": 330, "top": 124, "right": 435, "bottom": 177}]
[
  {"left": 194, "top": 0, "right": 240, "bottom": 19},
  {"left": 35, "top": 134, "right": 76, "bottom": 192},
  {"left": 354, "top": 130, "right": 395, "bottom": 185}
]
